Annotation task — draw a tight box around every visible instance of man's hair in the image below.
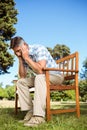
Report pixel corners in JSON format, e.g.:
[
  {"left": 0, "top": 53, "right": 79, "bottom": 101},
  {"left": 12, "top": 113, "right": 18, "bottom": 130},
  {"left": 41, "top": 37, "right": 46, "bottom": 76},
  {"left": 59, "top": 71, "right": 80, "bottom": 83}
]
[{"left": 10, "top": 36, "right": 25, "bottom": 49}]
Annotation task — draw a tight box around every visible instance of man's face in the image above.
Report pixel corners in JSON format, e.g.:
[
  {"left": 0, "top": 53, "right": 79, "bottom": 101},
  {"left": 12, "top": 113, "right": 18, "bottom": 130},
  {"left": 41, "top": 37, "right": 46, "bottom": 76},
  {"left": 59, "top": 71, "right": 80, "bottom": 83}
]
[
  {"left": 13, "top": 45, "right": 22, "bottom": 57},
  {"left": 13, "top": 43, "right": 29, "bottom": 57}
]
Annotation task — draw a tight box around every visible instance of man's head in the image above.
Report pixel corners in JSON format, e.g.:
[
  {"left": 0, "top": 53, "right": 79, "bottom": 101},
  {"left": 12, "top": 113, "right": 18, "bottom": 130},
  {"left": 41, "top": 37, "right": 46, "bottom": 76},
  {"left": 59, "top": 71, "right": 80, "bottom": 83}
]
[
  {"left": 10, "top": 36, "right": 25, "bottom": 49},
  {"left": 10, "top": 36, "right": 28, "bottom": 57}
]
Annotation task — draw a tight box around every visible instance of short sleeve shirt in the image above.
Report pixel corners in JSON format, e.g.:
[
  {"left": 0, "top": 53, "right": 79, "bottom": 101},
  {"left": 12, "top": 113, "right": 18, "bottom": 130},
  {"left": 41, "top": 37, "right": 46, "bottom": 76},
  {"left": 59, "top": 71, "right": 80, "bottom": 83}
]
[{"left": 23, "top": 44, "right": 60, "bottom": 75}]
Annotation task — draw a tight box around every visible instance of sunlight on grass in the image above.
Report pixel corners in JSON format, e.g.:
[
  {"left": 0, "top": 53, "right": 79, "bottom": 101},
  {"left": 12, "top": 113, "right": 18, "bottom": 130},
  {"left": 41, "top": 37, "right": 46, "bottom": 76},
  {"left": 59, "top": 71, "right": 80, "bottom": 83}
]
[{"left": 0, "top": 103, "right": 87, "bottom": 130}]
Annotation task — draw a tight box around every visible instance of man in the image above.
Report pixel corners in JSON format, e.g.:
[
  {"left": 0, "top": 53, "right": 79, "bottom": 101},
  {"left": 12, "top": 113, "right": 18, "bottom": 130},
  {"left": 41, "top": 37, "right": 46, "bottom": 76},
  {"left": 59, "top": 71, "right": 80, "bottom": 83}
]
[{"left": 10, "top": 36, "right": 64, "bottom": 127}]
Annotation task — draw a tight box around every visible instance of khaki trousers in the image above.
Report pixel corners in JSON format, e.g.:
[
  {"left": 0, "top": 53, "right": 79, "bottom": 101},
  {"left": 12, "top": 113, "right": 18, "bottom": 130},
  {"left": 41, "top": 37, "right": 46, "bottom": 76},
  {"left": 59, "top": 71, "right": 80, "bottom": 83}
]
[{"left": 17, "top": 74, "right": 64, "bottom": 117}]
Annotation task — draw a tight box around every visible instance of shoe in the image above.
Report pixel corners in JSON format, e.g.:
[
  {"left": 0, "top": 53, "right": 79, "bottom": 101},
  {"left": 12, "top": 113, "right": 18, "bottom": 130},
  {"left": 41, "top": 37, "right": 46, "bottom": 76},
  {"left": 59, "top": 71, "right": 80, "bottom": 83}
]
[
  {"left": 24, "top": 116, "right": 45, "bottom": 127},
  {"left": 24, "top": 111, "right": 33, "bottom": 121},
  {"left": 19, "top": 111, "right": 33, "bottom": 123}
]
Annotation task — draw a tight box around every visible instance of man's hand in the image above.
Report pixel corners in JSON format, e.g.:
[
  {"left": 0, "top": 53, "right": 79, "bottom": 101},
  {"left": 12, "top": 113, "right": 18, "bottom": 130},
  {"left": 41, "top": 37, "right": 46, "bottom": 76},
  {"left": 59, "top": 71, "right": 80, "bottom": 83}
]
[{"left": 21, "top": 44, "right": 29, "bottom": 61}]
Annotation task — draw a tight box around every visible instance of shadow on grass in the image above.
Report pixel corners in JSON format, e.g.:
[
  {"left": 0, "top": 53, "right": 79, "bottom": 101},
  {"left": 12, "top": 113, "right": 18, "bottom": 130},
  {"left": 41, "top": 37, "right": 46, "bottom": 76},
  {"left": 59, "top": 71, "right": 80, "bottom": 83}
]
[
  {"left": 0, "top": 107, "right": 26, "bottom": 121},
  {"left": 80, "top": 103, "right": 87, "bottom": 115},
  {"left": 0, "top": 103, "right": 87, "bottom": 130},
  {"left": 0, "top": 102, "right": 87, "bottom": 119}
]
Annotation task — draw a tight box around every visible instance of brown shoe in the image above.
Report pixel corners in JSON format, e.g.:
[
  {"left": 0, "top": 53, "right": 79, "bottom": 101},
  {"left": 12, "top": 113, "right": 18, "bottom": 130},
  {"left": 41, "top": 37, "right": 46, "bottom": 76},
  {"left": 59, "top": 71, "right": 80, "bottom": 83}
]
[
  {"left": 24, "top": 116, "right": 45, "bottom": 127},
  {"left": 19, "top": 111, "right": 33, "bottom": 123}
]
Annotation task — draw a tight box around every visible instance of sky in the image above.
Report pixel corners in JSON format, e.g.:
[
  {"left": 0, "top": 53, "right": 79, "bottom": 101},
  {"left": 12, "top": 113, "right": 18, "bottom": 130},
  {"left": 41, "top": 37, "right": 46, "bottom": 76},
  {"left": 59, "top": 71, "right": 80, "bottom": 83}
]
[{"left": 0, "top": 0, "right": 87, "bottom": 87}]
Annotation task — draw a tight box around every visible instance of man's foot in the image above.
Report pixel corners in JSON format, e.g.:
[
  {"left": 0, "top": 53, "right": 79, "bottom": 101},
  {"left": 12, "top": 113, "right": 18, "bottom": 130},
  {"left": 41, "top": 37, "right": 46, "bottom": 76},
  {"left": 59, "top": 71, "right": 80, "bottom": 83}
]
[
  {"left": 24, "top": 116, "right": 45, "bottom": 127},
  {"left": 19, "top": 111, "right": 33, "bottom": 123}
]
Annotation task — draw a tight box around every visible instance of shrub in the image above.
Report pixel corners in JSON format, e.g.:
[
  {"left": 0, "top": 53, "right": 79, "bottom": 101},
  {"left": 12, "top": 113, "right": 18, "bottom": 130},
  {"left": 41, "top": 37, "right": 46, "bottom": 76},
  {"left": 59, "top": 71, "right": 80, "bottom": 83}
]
[
  {"left": 5, "top": 85, "right": 15, "bottom": 100},
  {"left": 79, "top": 80, "right": 87, "bottom": 102}
]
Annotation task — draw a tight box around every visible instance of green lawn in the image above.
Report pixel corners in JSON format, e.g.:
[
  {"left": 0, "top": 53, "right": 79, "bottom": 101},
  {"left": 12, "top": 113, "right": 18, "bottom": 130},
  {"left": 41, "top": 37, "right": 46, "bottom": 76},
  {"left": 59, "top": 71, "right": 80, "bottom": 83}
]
[{"left": 0, "top": 103, "right": 87, "bottom": 130}]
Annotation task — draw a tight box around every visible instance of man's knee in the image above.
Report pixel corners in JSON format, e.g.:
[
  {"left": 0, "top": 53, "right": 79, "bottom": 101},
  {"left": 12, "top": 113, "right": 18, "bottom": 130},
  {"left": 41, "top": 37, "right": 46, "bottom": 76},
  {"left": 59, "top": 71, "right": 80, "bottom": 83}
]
[
  {"left": 16, "top": 78, "right": 26, "bottom": 89},
  {"left": 35, "top": 74, "right": 45, "bottom": 81}
]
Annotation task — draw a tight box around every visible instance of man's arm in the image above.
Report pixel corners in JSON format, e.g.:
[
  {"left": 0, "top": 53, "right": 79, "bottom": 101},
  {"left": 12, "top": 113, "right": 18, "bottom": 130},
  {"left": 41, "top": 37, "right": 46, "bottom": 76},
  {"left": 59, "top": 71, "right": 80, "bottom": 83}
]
[
  {"left": 24, "top": 57, "right": 46, "bottom": 74},
  {"left": 18, "top": 57, "right": 27, "bottom": 78},
  {"left": 21, "top": 44, "right": 46, "bottom": 74}
]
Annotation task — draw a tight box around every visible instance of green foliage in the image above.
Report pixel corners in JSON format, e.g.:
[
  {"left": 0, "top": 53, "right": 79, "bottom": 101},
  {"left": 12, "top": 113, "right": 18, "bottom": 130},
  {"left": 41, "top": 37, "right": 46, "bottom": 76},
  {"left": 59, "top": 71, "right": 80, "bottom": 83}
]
[
  {"left": 0, "top": 39, "right": 14, "bottom": 74},
  {"left": 0, "top": 0, "right": 18, "bottom": 40},
  {"left": 0, "top": 0, "right": 18, "bottom": 74},
  {"left": 65, "top": 90, "right": 75, "bottom": 100},
  {"left": 5, "top": 85, "right": 15, "bottom": 100},
  {"left": 79, "top": 80, "right": 87, "bottom": 102},
  {"left": 0, "top": 104, "right": 87, "bottom": 130},
  {"left": 0, "top": 86, "right": 5, "bottom": 99},
  {"left": 0, "top": 84, "right": 15, "bottom": 100},
  {"left": 80, "top": 58, "right": 87, "bottom": 80},
  {"left": 0, "top": 79, "right": 87, "bottom": 102},
  {"left": 50, "top": 90, "right": 75, "bottom": 101},
  {"left": 47, "top": 44, "right": 70, "bottom": 60}
]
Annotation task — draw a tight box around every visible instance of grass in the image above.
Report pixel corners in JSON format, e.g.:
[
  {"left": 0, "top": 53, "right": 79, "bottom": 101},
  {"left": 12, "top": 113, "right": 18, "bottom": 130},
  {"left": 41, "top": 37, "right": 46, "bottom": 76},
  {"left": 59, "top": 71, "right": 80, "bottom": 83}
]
[{"left": 0, "top": 103, "right": 87, "bottom": 130}]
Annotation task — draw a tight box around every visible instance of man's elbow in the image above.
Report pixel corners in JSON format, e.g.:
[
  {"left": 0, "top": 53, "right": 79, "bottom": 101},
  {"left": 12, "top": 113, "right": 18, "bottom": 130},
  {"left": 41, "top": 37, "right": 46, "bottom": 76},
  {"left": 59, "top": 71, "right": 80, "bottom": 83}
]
[
  {"left": 19, "top": 73, "right": 26, "bottom": 78},
  {"left": 37, "top": 69, "right": 44, "bottom": 74}
]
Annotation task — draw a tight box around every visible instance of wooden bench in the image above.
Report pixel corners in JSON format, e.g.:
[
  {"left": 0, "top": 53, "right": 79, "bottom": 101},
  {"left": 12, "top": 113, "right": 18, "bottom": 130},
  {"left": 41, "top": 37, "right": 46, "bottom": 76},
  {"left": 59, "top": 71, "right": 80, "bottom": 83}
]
[
  {"left": 43, "top": 51, "right": 80, "bottom": 121},
  {"left": 14, "top": 52, "right": 80, "bottom": 121}
]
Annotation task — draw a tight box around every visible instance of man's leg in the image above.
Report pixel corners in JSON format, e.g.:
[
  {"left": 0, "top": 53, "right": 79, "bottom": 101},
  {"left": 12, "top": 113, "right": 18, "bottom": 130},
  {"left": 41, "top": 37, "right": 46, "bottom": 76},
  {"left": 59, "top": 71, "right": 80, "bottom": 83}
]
[
  {"left": 24, "top": 74, "right": 46, "bottom": 126},
  {"left": 33, "top": 74, "right": 64, "bottom": 117},
  {"left": 50, "top": 74, "right": 64, "bottom": 85},
  {"left": 24, "top": 74, "right": 64, "bottom": 126},
  {"left": 17, "top": 77, "right": 34, "bottom": 111},
  {"left": 33, "top": 74, "right": 46, "bottom": 117}
]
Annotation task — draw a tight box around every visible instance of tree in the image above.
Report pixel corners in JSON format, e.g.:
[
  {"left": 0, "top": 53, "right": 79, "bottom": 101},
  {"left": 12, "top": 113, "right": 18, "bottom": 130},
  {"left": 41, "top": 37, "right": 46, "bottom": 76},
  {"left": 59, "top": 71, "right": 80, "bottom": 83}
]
[
  {"left": 47, "top": 44, "right": 70, "bottom": 60},
  {"left": 80, "top": 58, "right": 87, "bottom": 80},
  {"left": 79, "top": 80, "right": 87, "bottom": 102},
  {"left": 0, "top": 0, "right": 18, "bottom": 74},
  {"left": 47, "top": 44, "right": 72, "bottom": 101},
  {"left": 0, "top": 83, "right": 5, "bottom": 99},
  {"left": 79, "top": 58, "right": 87, "bottom": 101},
  {"left": 5, "top": 85, "right": 15, "bottom": 100}
]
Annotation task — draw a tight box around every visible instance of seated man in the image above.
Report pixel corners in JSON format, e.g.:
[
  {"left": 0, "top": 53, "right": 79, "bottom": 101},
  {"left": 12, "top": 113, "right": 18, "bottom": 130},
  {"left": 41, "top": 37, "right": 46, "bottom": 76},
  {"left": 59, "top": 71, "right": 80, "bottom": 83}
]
[{"left": 10, "top": 36, "right": 64, "bottom": 127}]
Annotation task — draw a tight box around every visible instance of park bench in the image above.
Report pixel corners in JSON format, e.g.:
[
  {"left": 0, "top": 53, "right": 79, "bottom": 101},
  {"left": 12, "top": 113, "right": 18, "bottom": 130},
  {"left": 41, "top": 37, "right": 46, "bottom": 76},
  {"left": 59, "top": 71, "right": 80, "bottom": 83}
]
[{"left": 14, "top": 52, "right": 80, "bottom": 121}]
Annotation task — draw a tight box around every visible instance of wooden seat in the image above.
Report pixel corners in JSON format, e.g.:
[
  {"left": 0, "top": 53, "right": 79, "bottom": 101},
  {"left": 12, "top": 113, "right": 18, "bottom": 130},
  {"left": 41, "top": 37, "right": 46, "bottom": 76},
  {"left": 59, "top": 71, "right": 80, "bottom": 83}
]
[
  {"left": 14, "top": 52, "right": 80, "bottom": 121},
  {"left": 43, "top": 51, "right": 80, "bottom": 121}
]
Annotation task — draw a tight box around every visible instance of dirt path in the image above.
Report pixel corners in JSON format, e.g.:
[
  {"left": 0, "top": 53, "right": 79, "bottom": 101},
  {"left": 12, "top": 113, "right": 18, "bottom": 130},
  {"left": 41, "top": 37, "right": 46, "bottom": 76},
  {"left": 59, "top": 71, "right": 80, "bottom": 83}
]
[
  {"left": 0, "top": 100, "right": 62, "bottom": 108},
  {"left": 0, "top": 100, "right": 86, "bottom": 108},
  {"left": 0, "top": 100, "right": 15, "bottom": 108}
]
